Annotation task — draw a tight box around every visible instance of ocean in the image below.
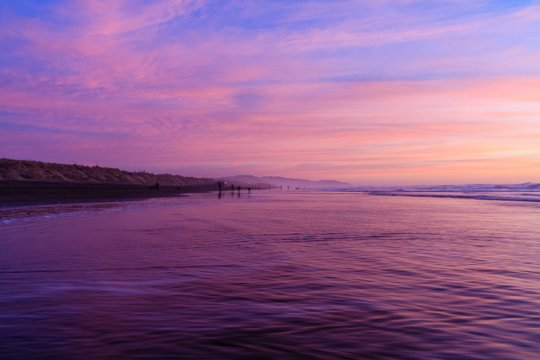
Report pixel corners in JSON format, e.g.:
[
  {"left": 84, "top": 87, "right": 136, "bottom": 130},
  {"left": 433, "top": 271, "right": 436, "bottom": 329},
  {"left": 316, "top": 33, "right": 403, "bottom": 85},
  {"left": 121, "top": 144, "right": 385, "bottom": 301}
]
[{"left": 1, "top": 190, "right": 539, "bottom": 359}]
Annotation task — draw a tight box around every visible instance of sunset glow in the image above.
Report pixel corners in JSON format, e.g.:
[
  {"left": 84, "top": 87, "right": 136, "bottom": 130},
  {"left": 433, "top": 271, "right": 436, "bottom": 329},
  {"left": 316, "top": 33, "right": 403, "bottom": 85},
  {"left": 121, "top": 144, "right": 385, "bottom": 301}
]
[{"left": 2, "top": 0, "right": 540, "bottom": 185}]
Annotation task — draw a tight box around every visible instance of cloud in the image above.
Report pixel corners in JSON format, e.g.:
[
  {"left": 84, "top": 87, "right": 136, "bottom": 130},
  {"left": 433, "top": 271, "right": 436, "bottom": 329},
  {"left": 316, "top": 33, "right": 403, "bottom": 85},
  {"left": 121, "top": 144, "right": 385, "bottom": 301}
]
[{"left": 1, "top": 0, "right": 540, "bottom": 184}]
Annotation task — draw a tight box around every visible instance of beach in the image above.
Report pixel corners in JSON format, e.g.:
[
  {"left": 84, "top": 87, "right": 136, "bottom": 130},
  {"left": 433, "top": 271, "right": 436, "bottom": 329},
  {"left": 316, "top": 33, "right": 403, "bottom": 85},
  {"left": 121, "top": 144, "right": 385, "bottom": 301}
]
[
  {"left": 0, "top": 180, "right": 220, "bottom": 207},
  {"left": 0, "top": 159, "right": 225, "bottom": 207},
  {"left": 3, "top": 1, "right": 539, "bottom": 358},
  {"left": 1, "top": 191, "right": 539, "bottom": 359}
]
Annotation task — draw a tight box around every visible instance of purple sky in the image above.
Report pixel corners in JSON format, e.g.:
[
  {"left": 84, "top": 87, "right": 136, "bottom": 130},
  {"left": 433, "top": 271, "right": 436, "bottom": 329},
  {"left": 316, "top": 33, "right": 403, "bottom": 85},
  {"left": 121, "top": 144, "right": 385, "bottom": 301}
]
[{"left": 2, "top": 0, "right": 540, "bottom": 185}]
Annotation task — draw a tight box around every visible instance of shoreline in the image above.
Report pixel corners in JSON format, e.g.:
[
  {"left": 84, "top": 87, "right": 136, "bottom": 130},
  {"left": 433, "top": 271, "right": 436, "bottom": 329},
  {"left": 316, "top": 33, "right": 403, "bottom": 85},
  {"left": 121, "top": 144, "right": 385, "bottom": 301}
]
[{"left": 0, "top": 180, "right": 220, "bottom": 207}]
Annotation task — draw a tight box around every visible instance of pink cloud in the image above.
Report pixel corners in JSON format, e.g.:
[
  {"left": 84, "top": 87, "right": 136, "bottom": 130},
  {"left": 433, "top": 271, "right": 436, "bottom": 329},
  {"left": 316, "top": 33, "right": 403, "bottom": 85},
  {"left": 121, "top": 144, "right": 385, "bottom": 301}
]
[{"left": 2, "top": 1, "right": 540, "bottom": 184}]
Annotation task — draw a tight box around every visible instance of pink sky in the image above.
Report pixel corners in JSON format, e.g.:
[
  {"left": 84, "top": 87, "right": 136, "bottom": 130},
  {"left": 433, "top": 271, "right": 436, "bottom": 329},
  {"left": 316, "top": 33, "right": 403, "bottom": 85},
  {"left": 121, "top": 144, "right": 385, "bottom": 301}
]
[{"left": 1, "top": 0, "right": 540, "bottom": 185}]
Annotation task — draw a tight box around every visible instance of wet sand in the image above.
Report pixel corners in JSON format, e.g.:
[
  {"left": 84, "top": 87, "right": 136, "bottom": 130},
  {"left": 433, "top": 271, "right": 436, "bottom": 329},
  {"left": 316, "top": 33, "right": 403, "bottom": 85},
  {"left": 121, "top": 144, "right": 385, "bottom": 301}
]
[
  {"left": 2, "top": 192, "right": 539, "bottom": 359},
  {"left": 0, "top": 180, "right": 219, "bottom": 207}
]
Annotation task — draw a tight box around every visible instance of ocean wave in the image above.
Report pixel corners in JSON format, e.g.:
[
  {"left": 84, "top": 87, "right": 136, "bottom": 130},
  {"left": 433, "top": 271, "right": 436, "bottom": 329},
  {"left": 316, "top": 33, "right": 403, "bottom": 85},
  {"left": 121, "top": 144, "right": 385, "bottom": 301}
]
[{"left": 366, "top": 191, "right": 540, "bottom": 203}]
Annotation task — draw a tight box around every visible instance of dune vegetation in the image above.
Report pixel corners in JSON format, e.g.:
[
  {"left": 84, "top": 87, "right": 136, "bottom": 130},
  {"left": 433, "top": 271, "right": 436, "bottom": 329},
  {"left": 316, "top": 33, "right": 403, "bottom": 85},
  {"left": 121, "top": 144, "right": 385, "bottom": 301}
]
[{"left": 0, "top": 158, "right": 215, "bottom": 186}]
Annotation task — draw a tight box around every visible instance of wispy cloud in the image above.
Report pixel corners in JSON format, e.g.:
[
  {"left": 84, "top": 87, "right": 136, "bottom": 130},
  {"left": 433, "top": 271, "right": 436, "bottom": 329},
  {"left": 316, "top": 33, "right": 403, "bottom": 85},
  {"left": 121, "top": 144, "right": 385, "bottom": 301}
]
[{"left": 1, "top": 0, "right": 540, "bottom": 184}]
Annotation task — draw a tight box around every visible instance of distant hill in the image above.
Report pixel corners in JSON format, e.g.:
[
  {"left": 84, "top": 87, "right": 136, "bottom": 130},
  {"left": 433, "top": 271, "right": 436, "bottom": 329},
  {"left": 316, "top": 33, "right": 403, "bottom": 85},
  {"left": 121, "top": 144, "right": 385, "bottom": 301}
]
[
  {"left": 0, "top": 158, "right": 216, "bottom": 186},
  {"left": 222, "top": 175, "right": 351, "bottom": 189},
  {"left": 1, "top": 158, "right": 352, "bottom": 189},
  {"left": 219, "top": 175, "right": 274, "bottom": 188}
]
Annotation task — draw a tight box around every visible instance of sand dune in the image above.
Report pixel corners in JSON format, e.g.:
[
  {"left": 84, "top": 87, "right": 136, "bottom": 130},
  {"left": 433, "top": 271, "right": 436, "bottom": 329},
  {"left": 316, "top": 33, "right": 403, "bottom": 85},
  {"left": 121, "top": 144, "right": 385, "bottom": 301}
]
[
  {"left": 0, "top": 158, "right": 220, "bottom": 206},
  {"left": 0, "top": 158, "right": 215, "bottom": 186}
]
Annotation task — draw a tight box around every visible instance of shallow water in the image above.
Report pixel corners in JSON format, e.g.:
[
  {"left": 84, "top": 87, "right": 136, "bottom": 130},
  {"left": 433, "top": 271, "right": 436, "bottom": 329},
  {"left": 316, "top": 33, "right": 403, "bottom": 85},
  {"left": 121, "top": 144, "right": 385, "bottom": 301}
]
[{"left": 1, "top": 191, "right": 539, "bottom": 359}]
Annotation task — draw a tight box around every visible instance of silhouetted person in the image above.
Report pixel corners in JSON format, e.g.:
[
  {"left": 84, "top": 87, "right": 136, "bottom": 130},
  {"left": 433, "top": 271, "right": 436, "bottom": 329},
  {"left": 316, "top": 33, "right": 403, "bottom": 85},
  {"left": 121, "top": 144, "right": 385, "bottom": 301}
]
[
  {"left": 150, "top": 181, "right": 160, "bottom": 190},
  {"left": 218, "top": 181, "right": 223, "bottom": 191},
  {"left": 248, "top": 187, "right": 251, "bottom": 193}
]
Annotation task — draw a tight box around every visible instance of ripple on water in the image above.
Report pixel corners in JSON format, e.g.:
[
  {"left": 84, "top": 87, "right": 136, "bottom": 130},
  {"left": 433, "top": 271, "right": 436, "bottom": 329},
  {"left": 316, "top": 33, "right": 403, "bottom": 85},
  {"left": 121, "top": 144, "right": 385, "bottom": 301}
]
[{"left": 1, "top": 192, "right": 539, "bottom": 359}]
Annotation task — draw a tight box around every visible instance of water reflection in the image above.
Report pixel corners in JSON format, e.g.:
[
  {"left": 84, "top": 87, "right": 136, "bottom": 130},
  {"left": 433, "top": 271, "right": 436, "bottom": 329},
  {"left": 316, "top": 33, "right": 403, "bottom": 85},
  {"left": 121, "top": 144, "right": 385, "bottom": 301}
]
[{"left": 1, "top": 192, "right": 539, "bottom": 359}]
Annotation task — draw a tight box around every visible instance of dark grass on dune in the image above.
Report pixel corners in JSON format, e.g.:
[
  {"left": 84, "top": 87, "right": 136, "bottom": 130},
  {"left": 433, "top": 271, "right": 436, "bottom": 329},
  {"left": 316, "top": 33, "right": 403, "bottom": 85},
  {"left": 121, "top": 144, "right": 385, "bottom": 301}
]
[{"left": 0, "top": 180, "right": 220, "bottom": 207}]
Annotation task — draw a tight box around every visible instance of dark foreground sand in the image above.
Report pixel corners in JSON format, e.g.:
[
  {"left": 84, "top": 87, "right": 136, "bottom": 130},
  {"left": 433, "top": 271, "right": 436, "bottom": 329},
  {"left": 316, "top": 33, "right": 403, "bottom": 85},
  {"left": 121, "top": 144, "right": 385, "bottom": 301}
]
[{"left": 0, "top": 180, "right": 219, "bottom": 207}]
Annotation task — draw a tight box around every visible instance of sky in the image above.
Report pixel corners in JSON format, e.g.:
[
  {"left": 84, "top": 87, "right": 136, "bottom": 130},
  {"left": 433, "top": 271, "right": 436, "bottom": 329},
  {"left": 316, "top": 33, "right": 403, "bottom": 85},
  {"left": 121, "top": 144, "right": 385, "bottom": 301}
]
[{"left": 1, "top": 0, "right": 540, "bottom": 185}]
